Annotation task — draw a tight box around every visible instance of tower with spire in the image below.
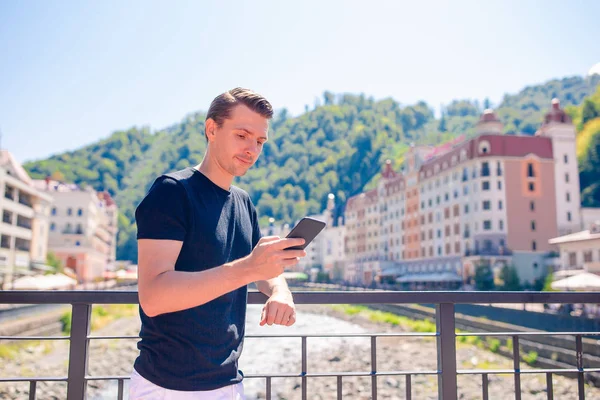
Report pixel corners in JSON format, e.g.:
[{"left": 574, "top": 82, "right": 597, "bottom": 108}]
[{"left": 536, "top": 99, "right": 582, "bottom": 235}]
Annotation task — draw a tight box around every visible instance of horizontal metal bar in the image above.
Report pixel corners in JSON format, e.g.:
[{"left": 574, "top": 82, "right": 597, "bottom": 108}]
[
  {"left": 245, "top": 332, "right": 439, "bottom": 338},
  {"left": 244, "top": 370, "right": 440, "bottom": 378},
  {"left": 0, "top": 336, "right": 69, "bottom": 341},
  {"left": 2, "top": 290, "right": 600, "bottom": 305},
  {"left": 458, "top": 368, "right": 600, "bottom": 374},
  {"left": 0, "top": 377, "right": 68, "bottom": 382},
  {"left": 456, "top": 332, "right": 600, "bottom": 337},
  {"left": 85, "top": 371, "right": 440, "bottom": 380},
  {"left": 87, "top": 335, "right": 139, "bottom": 340}
]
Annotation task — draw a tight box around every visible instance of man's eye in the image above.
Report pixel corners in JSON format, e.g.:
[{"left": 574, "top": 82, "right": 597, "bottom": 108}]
[
  {"left": 257, "top": 141, "right": 264, "bottom": 146},
  {"left": 237, "top": 134, "right": 245, "bottom": 139}
]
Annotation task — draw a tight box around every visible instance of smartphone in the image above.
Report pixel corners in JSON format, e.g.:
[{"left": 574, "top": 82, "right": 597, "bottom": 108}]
[{"left": 285, "top": 217, "right": 326, "bottom": 250}]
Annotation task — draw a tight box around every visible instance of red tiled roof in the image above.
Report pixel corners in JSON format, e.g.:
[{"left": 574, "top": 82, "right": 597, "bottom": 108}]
[{"left": 419, "top": 134, "right": 553, "bottom": 177}]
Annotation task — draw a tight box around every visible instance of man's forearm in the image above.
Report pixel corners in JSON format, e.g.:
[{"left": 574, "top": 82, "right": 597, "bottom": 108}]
[
  {"left": 256, "top": 276, "right": 291, "bottom": 297},
  {"left": 140, "top": 258, "right": 256, "bottom": 317}
]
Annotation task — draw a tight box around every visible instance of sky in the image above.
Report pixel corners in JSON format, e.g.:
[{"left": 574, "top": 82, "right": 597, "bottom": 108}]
[{"left": 1, "top": 0, "right": 599, "bottom": 163}]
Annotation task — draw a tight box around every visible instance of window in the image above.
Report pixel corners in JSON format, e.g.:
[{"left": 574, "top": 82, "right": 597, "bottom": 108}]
[
  {"left": 569, "top": 252, "right": 576, "bottom": 266},
  {"left": 464, "top": 204, "right": 469, "bottom": 214},
  {"left": 421, "top": 201, "right": 425, "bottom": 209},
  {"left": 445, "top": 226, "right": 451, "bottom": 236},
  {"left": 567, "top": 211, "right": 572, "bottom": 222},
  {"left": 444, "top": 193, "right": 449, "bottom": 202},
  {"left": 531, "top": 220, "right": 536, "bottom": 231},
  {"left": 565, "top": 173, "right": 570, "bottom": 183},
  {"left": 51, "top": 207, "right": 57, "bottom": 216},
  {"left": 499, "top": 220, "right": 504, "bottom": 230},
  {"left": 444, "top": 208, "right": 450, "bottom": 219},
  {"left": 437, "top": 229, "right": 441, "bottom": 238},
  {"left": 584, "top": 251, "right": 593, "bottom": 263},
  {"left": 454, "top": 223, "right": 460, "bottom": 235},
  {"left": 67, "top": 208, "right": 73, "bottom": 216},
  {"left": 482, "top": 181, "right": 490, "bottom": 191},
  {"left": 483, "top": 220, "right": 492, "bottom": 230},
  {"left": 454, "top": 190, "right": 458, "bottom": 199},
  {"left": 453, "top": 205, "right": 459, "bottom": 217},
  {"left": 436, "top": 196, "right": 440, "bottom": 205},
  {"left": 463, "top": 186, "right": 469, "bottom": 195},
  {"left": 528, "top": 182, "right": 535, "bottom": 192},
  {"left": 483, "top": 200, "right": 491, "bottom": 210},
  {"left": 437, "top": 246, "right": 442, "bottom": 256},
  {"left": 445, "top": 243, "right": 451, "bottom": 255},
  {"left": 527, "top": 163, "right": 535, "bottom": 177},
  {"left": 564, "top": 154, "right": 568, "bottom": 164},
  {"left": 532, "top": 241, "right": 537, "bottom": 251},
  {"left": 498, "top": 200, "right": 503, "bottom": 210},
  {"left": 4, "top": 185, "right": 14, "bottom": 200},
  {"left": 481, "top": 162, "right": 490, "bottom": 177},
  {"left": 2, "top": 211, "right": 12, "bottom": 224},
  {"left": 77, "top": 208, "right": 83, "bottom": 216},
  {"left": 566, "top": 192, "right": 571, "bottom": 202},
  {"left": 498, "top": 181, "right": 502, "bottom": 190},
  {"left": 497, "top": 161, "right": 503, "bottom": 176},
  {"left": 50, "top": 223, "right": 56, "bottom": 231},
  {"left": 1, "top": 235, "right": 10, "bottom": 249},
  {"left": 530, "top": 201, "right": 535, "bottom": 211}
]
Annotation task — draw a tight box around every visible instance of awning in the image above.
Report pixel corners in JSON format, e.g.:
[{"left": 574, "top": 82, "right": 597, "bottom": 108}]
[
  {"left": 551, "top": 272, "right": 600, "bottom": 291},
  {"left": 11, "top": 274, "right": 77, "bottom": 290},
  {"left": 396, "top": 272, "right": 462, "bottom": 283}
]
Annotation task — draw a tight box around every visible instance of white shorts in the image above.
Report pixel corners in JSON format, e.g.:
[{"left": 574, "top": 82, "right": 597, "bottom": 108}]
[{"left": 129, "top": 368, "right": 246, "bottom": 400}]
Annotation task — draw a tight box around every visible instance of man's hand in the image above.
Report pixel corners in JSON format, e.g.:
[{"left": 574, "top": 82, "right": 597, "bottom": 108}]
[
  {"left": 244, "top": 236, "right": 306, "bottom": 282},
  {"left": 260, "top": 290, "right": 296, "bottom": 327}
]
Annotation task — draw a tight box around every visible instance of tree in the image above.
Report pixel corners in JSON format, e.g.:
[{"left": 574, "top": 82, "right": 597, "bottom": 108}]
[
  {"left": 51, "top": 170, "right": 65, "bottom": 182},
  {"left": 581, "top": 99, "right": 600, "bottom": 126},
  {"left": 474, "top": 264, "right": 495, "bottom": 291},
  {"left": 46, "top": 251, "right": 63, "bottom": 274},
  {"left": 499, "top": 265, "right": 521, "bottom": 291}
]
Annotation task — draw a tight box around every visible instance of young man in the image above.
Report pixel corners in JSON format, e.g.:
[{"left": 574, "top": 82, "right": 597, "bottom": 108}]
[{"left": 129, "top": 88, "right": 306, "bottom": 399}]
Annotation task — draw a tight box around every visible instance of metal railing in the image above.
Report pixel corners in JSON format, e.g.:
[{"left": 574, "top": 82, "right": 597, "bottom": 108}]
[{"left": 0, "top": 290, "right": 599, "bottom": 399}]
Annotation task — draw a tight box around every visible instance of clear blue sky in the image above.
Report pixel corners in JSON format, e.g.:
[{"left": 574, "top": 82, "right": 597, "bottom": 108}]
[{"left": 1, "top": 0, "right": 599, "bottom": 163}]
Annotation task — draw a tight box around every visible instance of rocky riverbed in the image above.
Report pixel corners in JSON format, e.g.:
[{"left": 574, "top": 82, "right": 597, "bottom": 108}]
[{"left": 0, "top": 304, "right": 596, "bottom": 399}]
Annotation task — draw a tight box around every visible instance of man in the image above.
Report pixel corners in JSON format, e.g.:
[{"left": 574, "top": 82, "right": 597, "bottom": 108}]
[{"left": 129, "top": 88, "right": 306, "bottom": 399}]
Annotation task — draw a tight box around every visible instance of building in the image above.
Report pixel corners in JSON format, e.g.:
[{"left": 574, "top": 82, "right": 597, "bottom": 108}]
[
  {"left": 344, "top": 99, "right": 581, "bottom": 287},
  {"left": 260, "top": 194, "right": 346, "bottom": 280},
  {"left": 549, "top": 221, "right": 600, "bottom": 275},
  {"left": 33, "top": 179, "right": 119, "bottom": 283},
  {"left": 0, "top": 150, "right": 53, "bottom": 289}
]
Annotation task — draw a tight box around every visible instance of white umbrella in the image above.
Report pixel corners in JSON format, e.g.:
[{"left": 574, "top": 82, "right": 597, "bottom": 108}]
[{"left": 551, "top": 272, "right": 600, "bottom": 291}]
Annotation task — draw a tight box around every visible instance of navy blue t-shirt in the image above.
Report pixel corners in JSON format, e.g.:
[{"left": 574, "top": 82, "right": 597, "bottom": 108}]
[{"left": 133, "top": 167, "right": 261, "bottom": 391}]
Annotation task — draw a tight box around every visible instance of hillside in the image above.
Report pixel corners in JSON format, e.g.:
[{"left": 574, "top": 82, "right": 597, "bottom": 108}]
[{"left": 24, "top": 74, "right": 600, "bottom": 261}]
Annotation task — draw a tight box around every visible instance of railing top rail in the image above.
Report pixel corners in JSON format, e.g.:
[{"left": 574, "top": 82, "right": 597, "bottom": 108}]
[{"left": 1, "top": 290, "right": 599, "bottom": 305}]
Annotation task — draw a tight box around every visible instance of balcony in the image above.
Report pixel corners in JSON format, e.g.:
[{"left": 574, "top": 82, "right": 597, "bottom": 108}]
[
  {"left": 464, "top": 247, "right": 513, "bottom": 257},
  {"left": 18, "top": 195, "right": 33, "bottom": 208},
  {"left": 1, "top": 290, "right": 600, "bottom": 399}
]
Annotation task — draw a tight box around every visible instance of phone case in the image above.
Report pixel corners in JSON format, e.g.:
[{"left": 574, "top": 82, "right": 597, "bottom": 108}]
[{"left": 285, "top": 217, "right": 326, "bottom": 250}]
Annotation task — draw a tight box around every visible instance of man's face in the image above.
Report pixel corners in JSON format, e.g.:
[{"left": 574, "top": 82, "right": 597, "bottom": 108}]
[{"left": 207, "top": 104, "right": 269, "bottom": 177}]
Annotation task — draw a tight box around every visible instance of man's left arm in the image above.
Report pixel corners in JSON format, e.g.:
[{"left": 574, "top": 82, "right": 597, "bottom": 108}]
[{"left": 256, "top": 276, "right": 296, "bottom": 326}]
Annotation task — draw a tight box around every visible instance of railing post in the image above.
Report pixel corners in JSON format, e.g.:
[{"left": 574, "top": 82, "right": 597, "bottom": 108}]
[
  {"left": 67, "top": 303, "right": 92, "bottom": 400},
  {"left": 436, "top": 303, "right": 458, "bottom": 400}
]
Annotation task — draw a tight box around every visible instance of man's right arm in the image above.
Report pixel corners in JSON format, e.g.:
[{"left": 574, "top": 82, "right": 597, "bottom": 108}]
[{"left": 137, "top": 236, "right": 305, "bottom": 317}]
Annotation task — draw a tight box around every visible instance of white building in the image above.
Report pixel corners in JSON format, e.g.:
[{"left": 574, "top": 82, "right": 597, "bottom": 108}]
[
  {"left": 549, "top": 221, "right": 600, "bottom": 275},
  {"left": 0, "top": 151, "right": 53, "bottom": 288}
]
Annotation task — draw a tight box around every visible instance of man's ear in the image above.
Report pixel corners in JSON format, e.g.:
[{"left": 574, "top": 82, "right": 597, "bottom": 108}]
[{"left": 205, "top": 118, "right": 217, "bottom": 142}]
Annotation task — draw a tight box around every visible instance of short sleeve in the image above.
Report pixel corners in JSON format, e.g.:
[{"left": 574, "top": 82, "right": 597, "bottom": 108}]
[
  {"left": 248, "top": 198, "right": 262, "bottom": 249},
  {"left": 135, "top": 176, "right": 189, "bottom": 241}
]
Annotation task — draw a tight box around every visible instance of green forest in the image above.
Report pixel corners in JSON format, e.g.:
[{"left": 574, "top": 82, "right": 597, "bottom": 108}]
[{"left": 23, "top": 74, "right": 600, "bottom": 262}]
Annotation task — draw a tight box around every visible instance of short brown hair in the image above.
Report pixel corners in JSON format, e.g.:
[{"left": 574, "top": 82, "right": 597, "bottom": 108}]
[{"left": 205, "top": 88, "right": 273, "bottom": 138}]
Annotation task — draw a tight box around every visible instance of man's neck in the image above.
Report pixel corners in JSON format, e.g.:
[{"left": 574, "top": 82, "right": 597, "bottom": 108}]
[{"left": 195, "top": 156, "right": 233, "bottom": 191}]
